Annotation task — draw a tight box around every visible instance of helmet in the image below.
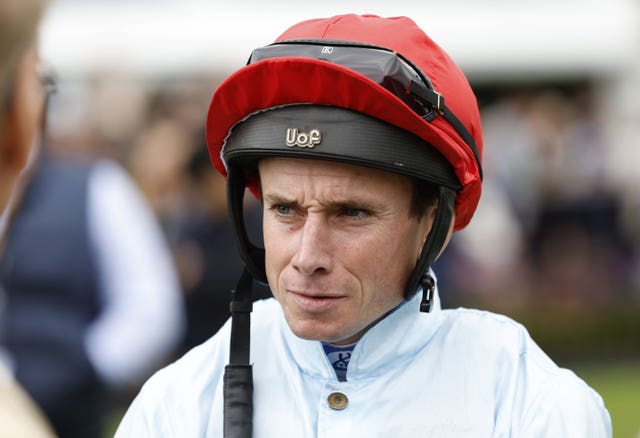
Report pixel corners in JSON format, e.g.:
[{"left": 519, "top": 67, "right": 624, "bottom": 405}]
[
  {"left": 206, "top": 14, "right": 483, "bottom": 305},
  {"left": 207, "top": 15, "right": 484, "bottom": 437}
]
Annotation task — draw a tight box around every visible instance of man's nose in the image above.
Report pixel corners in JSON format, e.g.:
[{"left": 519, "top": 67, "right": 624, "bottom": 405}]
[{"left": 291, "top": 215, "right": 332, "bottom": 276}]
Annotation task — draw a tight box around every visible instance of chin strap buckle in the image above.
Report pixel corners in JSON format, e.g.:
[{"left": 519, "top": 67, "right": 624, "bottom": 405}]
[{"left": 420, "top": 273, "right": 435, "bottom": 313}]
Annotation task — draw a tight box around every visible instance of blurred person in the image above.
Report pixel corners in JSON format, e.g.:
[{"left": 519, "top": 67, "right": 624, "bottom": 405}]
[
  {"left": 117, "top": 14, "right": 610, "bottom": 437},
  {"left": 480, "top": 91, "right": 544, "bottom": 231},
  {"left": 524, "top": 89, "right": 628, "bottom": 304},
  {"left": 0, "top": 0, "right": 56, "bottom": 436},
  {"left": 173, "top": 142, "right": 270, "bottom": 353},
  {"left": 0, "top": 142, "right": 185, "bottom": 437},
  {"left": 128, "top": 117, "right": 193, "bottom": 231},
  {"left": 480, "top": 87, "right": 631, "bottom": 306}
]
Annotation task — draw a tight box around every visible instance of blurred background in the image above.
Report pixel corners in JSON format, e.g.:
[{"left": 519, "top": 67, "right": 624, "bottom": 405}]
[{"left": 7, "top": 0, "right": 640, "bottom": 436}]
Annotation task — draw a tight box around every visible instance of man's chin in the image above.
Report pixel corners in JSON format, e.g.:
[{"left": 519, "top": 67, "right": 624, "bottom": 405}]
[
  {"left": 288, "top": 320, "right": 341, "bottom": 343},
  {"left": 288, "top": 321, "right": 361, "bottom": 345}
]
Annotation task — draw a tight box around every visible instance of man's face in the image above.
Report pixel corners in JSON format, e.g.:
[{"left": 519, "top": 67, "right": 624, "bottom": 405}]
[{"left": 260, "top": 157, "right": 433, "bottom": 345}]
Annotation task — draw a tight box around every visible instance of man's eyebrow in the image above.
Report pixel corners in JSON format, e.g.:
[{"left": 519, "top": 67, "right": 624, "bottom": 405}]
[
  {"left": 329, "top": 200, "right": 379, "bottom": 211},
  {"left": 263, "top": 193, "right": 382, "bottom": 211},
  {"left": 262, "top": 193, "right": 296, "bottom": 205}
]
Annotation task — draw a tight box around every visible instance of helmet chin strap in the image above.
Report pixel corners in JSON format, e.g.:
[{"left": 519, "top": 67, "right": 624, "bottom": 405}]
[
  {"left": 226, "top": 166, "right": 267, "bottom": 283},
  {"left": 224, "top": 166, "right": 262, "bottom": 438},
  {"left": 224, "top": 267, "right": 254, "bottom": 438},
  {"left": 403, "top": 186, "right": 456, "bottom": 312}
]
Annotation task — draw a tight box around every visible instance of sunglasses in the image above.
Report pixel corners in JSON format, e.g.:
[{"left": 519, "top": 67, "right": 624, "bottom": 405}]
[{"left": 248, "top": 39, "right": 483, "bottom": 180}]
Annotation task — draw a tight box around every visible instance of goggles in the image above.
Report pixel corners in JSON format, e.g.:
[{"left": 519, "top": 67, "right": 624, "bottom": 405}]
[{"left": 248, "top": 40, "right": 483, "bottom": 180}]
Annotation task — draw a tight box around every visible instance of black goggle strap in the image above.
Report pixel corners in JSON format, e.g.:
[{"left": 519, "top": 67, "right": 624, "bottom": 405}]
[
  {"left": 404, "top": 186, "right": 456, "bottom": 312},
  {"left": 224, "top": 266, "right": 254, "bottom": 438},
  {"left": 226, "top": 166, "right": 267, "bottom": 282},
  {"left": 409, "top": 82, "right": 483, "bottom": 181}
]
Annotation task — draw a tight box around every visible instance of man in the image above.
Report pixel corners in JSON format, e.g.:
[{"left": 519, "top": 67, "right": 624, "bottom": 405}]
[
  {"left": 117, "top": 14, "right": 611, "bottom": 437},
  {"left": 1, "top": 147, "right": 186, "bottom": 438},
  {"left": 0, "top": 0, "right": 56, "bottom": 436}
]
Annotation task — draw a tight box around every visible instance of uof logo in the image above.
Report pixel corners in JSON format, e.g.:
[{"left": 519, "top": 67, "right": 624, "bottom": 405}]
[{"left": 286, "top": 128, "right": 321, "bottom": 148}]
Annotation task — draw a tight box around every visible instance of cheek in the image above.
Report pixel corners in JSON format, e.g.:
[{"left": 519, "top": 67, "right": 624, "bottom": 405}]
[
  {"left": 263, "top": 222, "right": 289, "bottom": 290},
  {"left": 364, "top": 224, "right": 422, "bottom": 293}
]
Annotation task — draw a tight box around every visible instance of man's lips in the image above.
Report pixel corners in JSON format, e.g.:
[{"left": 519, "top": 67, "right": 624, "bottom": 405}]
[{"left": 287, "top": 289, "right": 346, "bottom": 313}]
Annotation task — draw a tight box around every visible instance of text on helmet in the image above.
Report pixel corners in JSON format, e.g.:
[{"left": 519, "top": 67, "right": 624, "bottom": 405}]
[{"left": 286, "top": 128, "right": 321, "bottom": 148}]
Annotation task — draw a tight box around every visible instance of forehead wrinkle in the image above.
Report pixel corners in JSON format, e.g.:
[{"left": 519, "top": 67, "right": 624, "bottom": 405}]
[
  {"left": 259, "top": 157, "right": 412, "bottom": 209},
  {"left": 262, "top": 164, "right": 357, "bottom": 200},
  {"left": 264, "top": 177, "right": 361, "bottom": 211}
]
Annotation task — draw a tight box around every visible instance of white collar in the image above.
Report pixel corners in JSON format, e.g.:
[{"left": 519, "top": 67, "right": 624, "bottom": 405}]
[{"left": 280, "top": 272, "right": 444, "bottom": 381}]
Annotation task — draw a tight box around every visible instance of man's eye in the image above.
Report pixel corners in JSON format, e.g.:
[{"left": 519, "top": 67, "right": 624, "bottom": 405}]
[
  {"left": 272, "top": 204, "right": 293, "bottom": 216},
  {"left": 343, "top": 207, "right": 369, "bottom": 218}
]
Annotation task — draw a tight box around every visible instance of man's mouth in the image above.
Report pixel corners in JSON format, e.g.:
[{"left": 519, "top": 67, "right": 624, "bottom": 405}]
[{"left": 287, "top": 290, "right": 345, "bottom": 313}]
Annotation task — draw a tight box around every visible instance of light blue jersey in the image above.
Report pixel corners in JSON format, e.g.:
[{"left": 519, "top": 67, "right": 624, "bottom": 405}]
[{"left": 116, "top": 282, "right": 611, "bottom": 437}]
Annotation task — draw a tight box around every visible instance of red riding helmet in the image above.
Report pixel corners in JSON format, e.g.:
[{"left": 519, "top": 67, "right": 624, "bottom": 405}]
[
  {"left": 206, "top": 13, "right": 483, "bottom": 305},
  {"left": 206, "top": 14, "right": 483, "bottom": 229}
]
